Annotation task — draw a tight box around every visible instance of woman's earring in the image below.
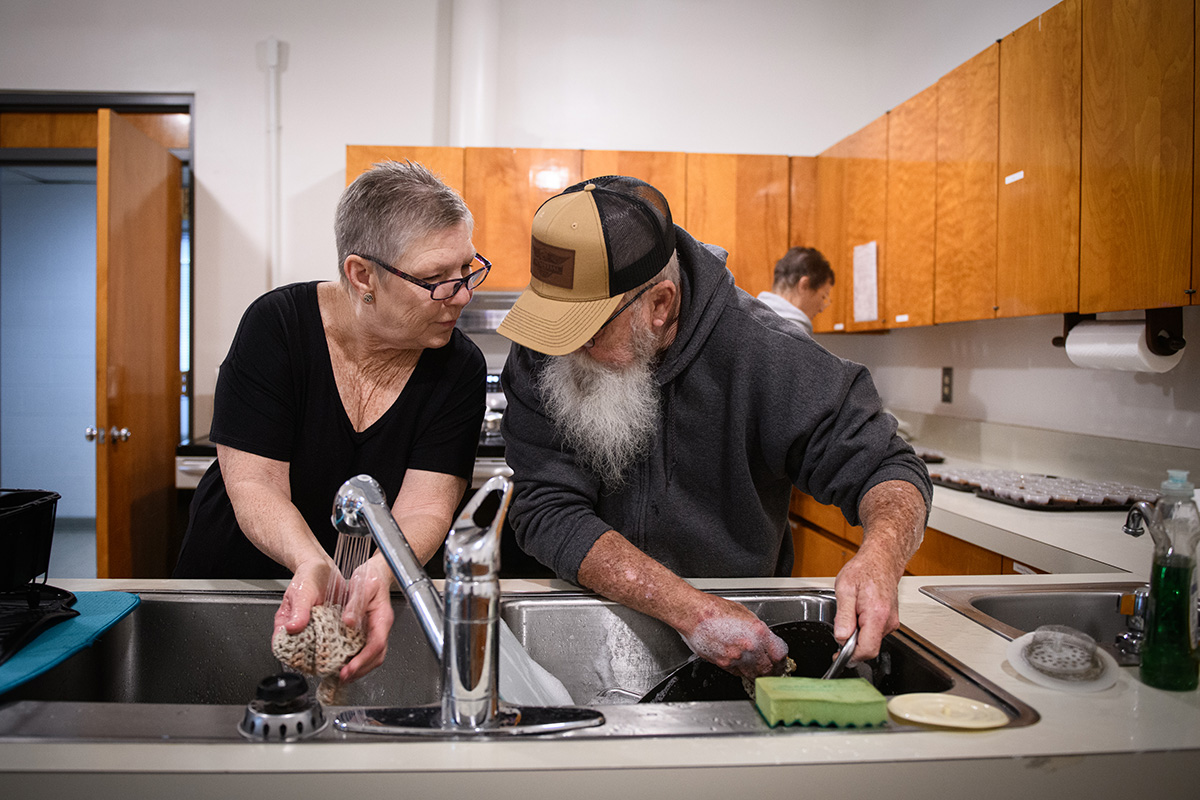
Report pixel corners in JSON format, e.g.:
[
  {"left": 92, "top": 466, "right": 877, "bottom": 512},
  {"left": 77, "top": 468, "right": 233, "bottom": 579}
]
[{"left": 363, "top": 293, "right": 374, "bottom": 304}]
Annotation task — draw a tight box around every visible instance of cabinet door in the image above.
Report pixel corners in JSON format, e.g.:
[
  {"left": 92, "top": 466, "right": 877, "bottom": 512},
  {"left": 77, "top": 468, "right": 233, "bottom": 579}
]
[
  {"left": 936, "top": 44, "right": 1000, "bottom": 324},
  {"left": 345, "top": 145, "right": 464, "bottom": 191},
  {"left": 789, "top": 489, "right": 845, "bottom": 538},
  {"left": 581, "top": 150, "right": 688, "bottom": 226},
  {"left": 906, "top": 527, "right": 1003, "bottom": 575},
  {"left": 789, "top": 156, "right": 819, "bottom": 250},
  {"left": 813, "top": 147, "right": 849, "bottom": 333},
  {"left": 1081, "top": 0, "right": 1194, "bottom": 312},
  {"left": 685, "top": 153, "right": 790, "bottom": 299},
  {"left": 997, "top": 0, "right": 1082, "bottom": 318},
  {"left": 463, "top": 148, "right": 582, "bottom": 290},
  {"left": 841, "top": 116, "right": 889, "bottom": 332},
  {"left": 790, "top": 521, "right": 854, "bottom": 578},
  {"left": 885, "top": 85, "right": 937, "bottom": 329}
]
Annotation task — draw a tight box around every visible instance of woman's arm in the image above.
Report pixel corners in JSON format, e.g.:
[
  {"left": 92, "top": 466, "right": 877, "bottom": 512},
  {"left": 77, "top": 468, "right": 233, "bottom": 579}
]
[
  {"left": 338, "top": 468, "right": 467, "bottom": 682},
  {"left": 218, "top": 444, "right": 327, "bottom": 572}
]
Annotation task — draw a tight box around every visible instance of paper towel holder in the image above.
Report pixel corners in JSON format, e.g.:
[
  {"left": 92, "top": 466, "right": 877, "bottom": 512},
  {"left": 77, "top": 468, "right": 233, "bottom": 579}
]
[{"left": 1051, "top": 308, "right": 1186, "bottom": 356}]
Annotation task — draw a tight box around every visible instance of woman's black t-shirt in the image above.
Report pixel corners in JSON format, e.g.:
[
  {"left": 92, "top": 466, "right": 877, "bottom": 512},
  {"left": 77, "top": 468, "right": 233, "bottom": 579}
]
[{"left": 173, "top": 282, "right": 486, "bottom": 579}]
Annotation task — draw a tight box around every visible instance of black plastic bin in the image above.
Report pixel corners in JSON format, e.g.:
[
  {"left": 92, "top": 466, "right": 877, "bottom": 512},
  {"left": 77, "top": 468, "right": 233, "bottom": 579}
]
[{"left": 0, "top": 489, "right": 62, "bottom": 591}]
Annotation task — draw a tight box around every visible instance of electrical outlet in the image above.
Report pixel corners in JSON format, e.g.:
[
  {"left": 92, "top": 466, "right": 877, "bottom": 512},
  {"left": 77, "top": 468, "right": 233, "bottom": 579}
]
[{"left": 941, "top": 367, "right": 953, "bottom": 403}]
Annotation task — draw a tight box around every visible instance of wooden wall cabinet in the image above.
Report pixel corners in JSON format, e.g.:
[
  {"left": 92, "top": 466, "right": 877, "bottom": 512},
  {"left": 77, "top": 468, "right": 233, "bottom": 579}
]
[
  {"left": 935, "top": 43, "right": 1000, "bottom": 324},
  {"left": 813, "top": 146, "right": 850, "bottom": 333},
  {"left": 345, "top": 145, "right": 465, "bottom": 192},
  {"left": 885, "top": 86, "right": 937, "bottom": 329},
  {"left": 684, "top": 153, "right": 790, "bottom": 299},
  {"left": 581, "top": 150, "right": 688, "bottom": 225},
  {"left": 1081, "top": 0, "right": 1195, "bottom": 312},
  {"left": 788, "top": 156, "right": 819, "bottom": 251},
  {"left": 462, "top": 148, "right": 582, "bottom": 290},
  {"left": 997, "top": 0, "right": 1082, "bottom": 319},
  {"left": 814, "top": 116, "right": 889, "bottom": 335},
  {"left": 841, "top": 117, "right": 889, "bottom": 332}
]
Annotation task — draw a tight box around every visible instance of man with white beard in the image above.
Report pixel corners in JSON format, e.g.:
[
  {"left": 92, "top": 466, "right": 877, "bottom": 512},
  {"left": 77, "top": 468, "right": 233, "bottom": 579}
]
[{"left": 497, "top": 176, "right": 931, "bottom": 678}]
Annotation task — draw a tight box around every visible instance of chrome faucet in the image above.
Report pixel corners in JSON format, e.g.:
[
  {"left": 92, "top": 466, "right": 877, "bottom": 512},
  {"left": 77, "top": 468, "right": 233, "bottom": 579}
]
[{"left": 329, "top": 474, "right": 603, "bottom": 736}]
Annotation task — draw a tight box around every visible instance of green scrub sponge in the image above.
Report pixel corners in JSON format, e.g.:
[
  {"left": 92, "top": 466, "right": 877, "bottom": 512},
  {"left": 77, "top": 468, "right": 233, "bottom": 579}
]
[{"left": 754, "top": 677, "right": 888, "bottom": 728}]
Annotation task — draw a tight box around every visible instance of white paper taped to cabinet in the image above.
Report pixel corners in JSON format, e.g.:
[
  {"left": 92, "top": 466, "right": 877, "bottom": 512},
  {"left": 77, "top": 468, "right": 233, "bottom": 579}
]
[{"left": 1064, "top": 320, "right": 1184, "bottom": 373}]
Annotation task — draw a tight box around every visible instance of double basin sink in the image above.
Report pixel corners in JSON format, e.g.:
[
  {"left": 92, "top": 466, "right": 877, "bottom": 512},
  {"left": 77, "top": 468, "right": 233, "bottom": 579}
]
[
  {"left": 0, "top": 585, "right": 1048, "bottom": 741},
  {"left": 4, "top": 581, "right": 1141, "bottom": 741}
]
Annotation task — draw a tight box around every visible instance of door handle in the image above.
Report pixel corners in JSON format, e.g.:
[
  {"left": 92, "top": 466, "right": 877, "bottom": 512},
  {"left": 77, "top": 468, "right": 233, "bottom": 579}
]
[
  {"left": 110, "top": 427, "right": 132, "bottom": 442},
  {"left": 85, "top": 426, "right": 105, "bottom": 443}
]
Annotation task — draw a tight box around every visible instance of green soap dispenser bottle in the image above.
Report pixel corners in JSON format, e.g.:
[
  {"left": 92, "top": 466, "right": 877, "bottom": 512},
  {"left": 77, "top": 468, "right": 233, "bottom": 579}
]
[{"left": 1126, "top": 470, "right": 1200, "bottom": 691}]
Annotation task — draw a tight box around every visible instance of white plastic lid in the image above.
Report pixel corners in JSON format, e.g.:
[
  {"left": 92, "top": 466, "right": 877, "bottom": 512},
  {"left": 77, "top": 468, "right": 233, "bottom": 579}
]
[{"left": 1161, "top": 470, "right": 1194, "bottom": 497}]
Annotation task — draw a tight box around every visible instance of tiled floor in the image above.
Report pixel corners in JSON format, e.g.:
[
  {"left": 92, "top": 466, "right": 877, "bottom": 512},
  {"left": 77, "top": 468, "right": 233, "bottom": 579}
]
[{"left": 46, "top": 517, "right": 96, "bottom": 580}]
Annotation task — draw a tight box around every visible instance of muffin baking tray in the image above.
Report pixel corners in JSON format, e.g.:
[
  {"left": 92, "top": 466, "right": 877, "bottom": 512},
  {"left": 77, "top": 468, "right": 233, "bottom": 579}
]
[{"left": 929, "top": 468, "right": 1157, "bottom": 511}]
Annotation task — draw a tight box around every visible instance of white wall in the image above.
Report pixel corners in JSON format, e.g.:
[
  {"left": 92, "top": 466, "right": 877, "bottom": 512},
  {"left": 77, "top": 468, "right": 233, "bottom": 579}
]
[
  {"left": 818, "top": 309, "right": 1200, "bottom": 451},
  {"left": 17, "top": 0, "right": 1170, "bottom": 449},
  {"left": 0, "top": 173, "right": 97, "bottom": 516}
]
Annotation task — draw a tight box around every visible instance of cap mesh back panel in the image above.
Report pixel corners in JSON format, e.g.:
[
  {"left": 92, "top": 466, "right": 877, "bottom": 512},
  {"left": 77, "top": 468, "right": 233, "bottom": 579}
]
[{"left": 566, "top": 176, "right": 676, "bottom": 295}]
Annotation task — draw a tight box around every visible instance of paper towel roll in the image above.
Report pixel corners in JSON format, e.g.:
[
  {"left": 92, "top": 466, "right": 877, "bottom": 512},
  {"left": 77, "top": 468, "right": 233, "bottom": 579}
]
[{"left": 1064, "top": 320, "right": 1184, "bottom": 373}]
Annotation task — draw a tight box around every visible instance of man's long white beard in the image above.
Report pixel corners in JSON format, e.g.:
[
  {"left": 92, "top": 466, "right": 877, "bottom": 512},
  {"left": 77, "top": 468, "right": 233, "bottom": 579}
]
[{"left": 536, "top": 322, "right": 661, "bottom": 489}]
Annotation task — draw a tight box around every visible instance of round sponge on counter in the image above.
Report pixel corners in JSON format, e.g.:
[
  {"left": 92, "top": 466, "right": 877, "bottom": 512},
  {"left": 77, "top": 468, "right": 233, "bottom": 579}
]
[{"left": 754, "top": 676, "right": 888, "bottom": 728}]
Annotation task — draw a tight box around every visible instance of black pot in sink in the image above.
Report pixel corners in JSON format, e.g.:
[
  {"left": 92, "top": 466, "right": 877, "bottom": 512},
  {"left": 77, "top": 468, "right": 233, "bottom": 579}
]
[{"left": 638, "top": 620, "right": 952, "bottom": 703}]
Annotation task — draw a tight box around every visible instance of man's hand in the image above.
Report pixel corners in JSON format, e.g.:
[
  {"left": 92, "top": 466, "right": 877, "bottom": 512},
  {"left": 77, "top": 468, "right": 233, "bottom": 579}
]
[
  {"left": 834, "top": 479, "right": 926, "bottom": 660},
  {"left": 680, "top": 593, "right": 789, "bottom": 679},
  {"left": 578, "top": 531, "right": 790, "bottom": 680}
]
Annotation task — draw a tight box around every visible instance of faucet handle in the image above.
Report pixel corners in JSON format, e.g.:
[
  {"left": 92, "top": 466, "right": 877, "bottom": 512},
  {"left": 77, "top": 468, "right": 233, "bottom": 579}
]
[{"left": 445, "top": 476, "right": 514, "bottom": 581}]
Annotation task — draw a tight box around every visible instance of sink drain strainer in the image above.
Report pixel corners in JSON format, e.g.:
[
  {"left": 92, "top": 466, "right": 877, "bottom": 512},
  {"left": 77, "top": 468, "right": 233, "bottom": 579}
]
[
  {"left": 238, "top": 673, "right": 329, "bottom": 742},
  {"left": 1021, "top": 626, "right": 1102, "bottom": 681},
  {"left": 1008, "top": 625, "right": 1118, "bottom": 692}
]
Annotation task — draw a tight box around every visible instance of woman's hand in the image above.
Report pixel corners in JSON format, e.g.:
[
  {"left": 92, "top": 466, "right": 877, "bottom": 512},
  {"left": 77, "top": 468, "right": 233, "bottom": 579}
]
[
  {"left": 338, "top": 553, "right": 396, "bottom": 683},
  {"left": 273, "top": 557, "right": 337, "bottom": 635}
]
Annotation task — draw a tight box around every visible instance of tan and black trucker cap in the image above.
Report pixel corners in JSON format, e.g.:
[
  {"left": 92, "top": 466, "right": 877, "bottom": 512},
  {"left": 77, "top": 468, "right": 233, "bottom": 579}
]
[{"left": 497, "top": 176, "right": 676, "bottom": 356}]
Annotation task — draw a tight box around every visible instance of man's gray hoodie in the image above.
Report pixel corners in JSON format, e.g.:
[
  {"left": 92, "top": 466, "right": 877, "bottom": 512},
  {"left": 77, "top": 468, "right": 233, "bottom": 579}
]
[{"left": 501, "top": 226, "right": 931, "bottom": 584}]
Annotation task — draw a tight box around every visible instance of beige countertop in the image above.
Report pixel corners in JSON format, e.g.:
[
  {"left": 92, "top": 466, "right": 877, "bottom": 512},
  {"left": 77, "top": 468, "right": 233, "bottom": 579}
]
[
  {"left": 2, "top": 573, "right": 1196, "bottom": 798},
  {"left": 925, "top": 456, "right": 1160, "bottom": 576}
]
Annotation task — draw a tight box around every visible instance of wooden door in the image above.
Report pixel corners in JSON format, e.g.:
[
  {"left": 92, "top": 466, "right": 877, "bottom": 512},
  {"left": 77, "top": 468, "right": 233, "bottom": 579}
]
[
  {"left": 1081, "top": 0, "right": 1194, "bottom": 312},
  {"left": 886, "top": 85, "right": 937, "bottom": 328},
  {"left": 841, "top": 116, "right": 889, "bottom": 332},
  {"left": 96, "top": 110, "right": 182, "bottom": 577},
  {"left": 463, "top": 148, "right": 582, "bottom": 290},
  {"left": 813, "top": 147, "right": 848, "bottom": 333},
  {"left": 936, "top": 43, "right": 1000, "bottom": 324},
  {"left": 684, "top": 153, "right": 790, "bottom": 299},
  {"left": 580, "top": 150, "right": 687, "bottom": 224},
  {"left": 997, "top": 0, "right": 1082, "bottom": 319},
  {"left": 344, "top": 145, "right": 465, "bottom": 191}
]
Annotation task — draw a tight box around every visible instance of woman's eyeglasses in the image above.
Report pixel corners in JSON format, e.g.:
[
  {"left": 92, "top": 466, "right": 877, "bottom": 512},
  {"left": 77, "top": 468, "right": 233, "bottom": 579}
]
[{"left": 354, "top": 252, "right": 492, "bottom": 300}]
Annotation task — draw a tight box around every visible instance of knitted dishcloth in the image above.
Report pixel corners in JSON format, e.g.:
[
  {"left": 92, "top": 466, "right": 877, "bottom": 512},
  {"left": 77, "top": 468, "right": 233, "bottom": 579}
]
[{"left": 272, "top": 604, "right": 366, "bottom": 703}]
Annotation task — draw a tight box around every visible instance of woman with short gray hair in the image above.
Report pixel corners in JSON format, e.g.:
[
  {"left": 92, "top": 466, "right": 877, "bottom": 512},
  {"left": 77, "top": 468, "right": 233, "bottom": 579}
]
[{"left": 175, "top": 161, "right": 490, "bottom": 685}]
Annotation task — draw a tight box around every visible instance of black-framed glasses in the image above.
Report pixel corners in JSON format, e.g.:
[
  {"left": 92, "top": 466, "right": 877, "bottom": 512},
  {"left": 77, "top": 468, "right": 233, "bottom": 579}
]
[
  {"left": 354, "top": 252, "right": 492, "bottom": 300},
  {"left": 585, "top": 282, "right": 657, "bottom": 346}
]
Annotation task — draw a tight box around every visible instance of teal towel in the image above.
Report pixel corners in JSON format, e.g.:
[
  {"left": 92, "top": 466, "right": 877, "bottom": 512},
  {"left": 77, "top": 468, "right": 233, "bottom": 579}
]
[{"left": 0, "top": 591, "right": 140, "bottom": 695}]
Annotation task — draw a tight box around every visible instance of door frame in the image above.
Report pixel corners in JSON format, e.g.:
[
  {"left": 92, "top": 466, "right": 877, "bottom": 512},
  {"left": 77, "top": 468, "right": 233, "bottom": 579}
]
[{"left": 0, "top": 90, "right": 196, "bottom": 445}]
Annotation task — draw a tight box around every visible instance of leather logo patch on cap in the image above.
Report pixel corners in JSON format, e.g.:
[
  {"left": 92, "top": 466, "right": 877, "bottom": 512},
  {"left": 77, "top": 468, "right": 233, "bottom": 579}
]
[{"left": 530, "top": 236, "right": 575, "bottom": 289}]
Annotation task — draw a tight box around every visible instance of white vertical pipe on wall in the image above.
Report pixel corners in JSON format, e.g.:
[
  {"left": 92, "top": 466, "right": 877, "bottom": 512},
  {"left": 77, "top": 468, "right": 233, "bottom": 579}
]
[
  {"left": 265, "top": 37, "right": 283, "bottom": 289},
  {"left": 449, "top": 0, "right": 499, "bottom": 146}
]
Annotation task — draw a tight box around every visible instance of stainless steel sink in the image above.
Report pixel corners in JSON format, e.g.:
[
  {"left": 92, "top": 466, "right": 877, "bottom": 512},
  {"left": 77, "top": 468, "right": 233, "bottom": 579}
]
[
  {"left": 920, "top": 581, "right": 1148, "bottom": 663},
  {"left": 0, "top": 587, "right": 1038, "bottom": 740},
  {"left": 1, "top": 590, "right": 442, "bottom": 707}
]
